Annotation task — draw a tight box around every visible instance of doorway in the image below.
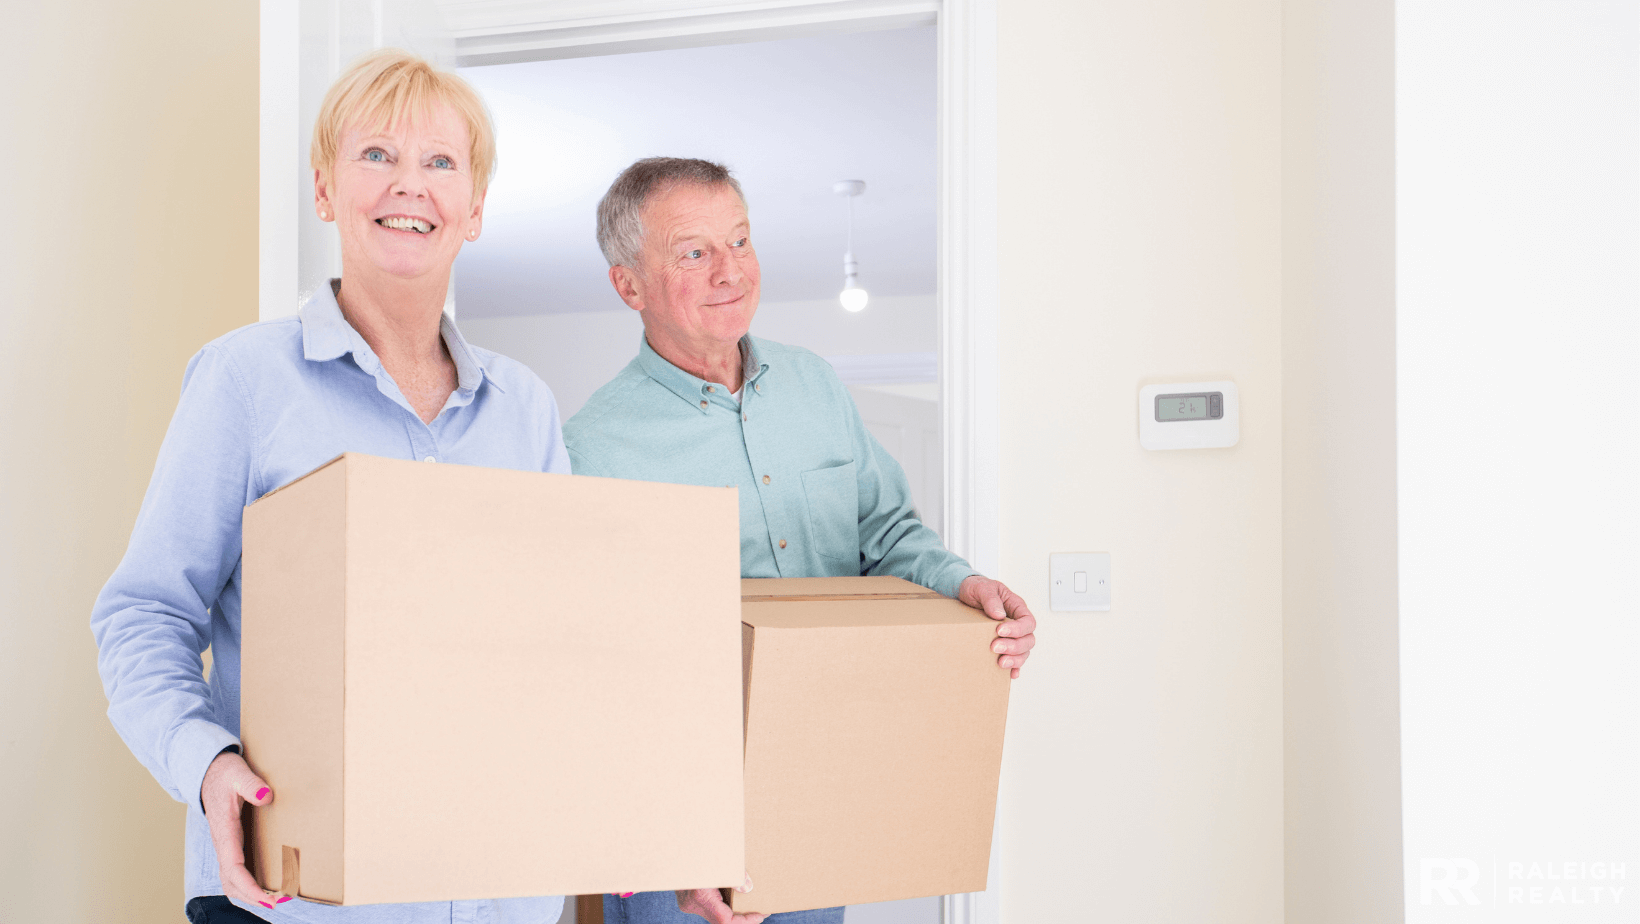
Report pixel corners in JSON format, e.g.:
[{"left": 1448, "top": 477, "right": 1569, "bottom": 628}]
[
  {"left": 453, "top": 26, "right": 942, "bottom": 533},
  {"left": 456, "top": 32, "right": 941, "bottom": 924}
]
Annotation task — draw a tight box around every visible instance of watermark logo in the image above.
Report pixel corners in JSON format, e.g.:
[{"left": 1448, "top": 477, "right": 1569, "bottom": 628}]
[
  {"left": 1423, "top": 858, "right": 1483, "bottom": 905},
  {"left": 1419, "top": 857, "right": 1630, "bottom": 909}
]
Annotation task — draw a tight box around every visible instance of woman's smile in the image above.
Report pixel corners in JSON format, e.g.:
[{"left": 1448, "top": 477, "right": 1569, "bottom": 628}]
[{"left": 375, "top": 214, "right": 436, "bottom": 234}]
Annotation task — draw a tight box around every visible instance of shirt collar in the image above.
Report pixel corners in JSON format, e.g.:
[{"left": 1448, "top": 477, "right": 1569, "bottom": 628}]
[
  {"left": 636, "top": 334, "right": 770, "bottom": 412},
  {"left": 299, "top": 279, "right": 501, "bottom": 394}
]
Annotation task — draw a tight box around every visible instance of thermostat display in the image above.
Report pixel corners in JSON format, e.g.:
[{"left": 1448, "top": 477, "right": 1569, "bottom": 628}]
[
  {"left": 1140, "top": 381, "right": 1238, "bottom": 450},
  {"left": 1155, "top": 392, "right": 1223, "bottom": 422}
]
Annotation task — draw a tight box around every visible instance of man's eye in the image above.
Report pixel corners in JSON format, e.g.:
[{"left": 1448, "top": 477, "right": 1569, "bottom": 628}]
[
  {"left": 432, "top": 156, "right": 453, "bottom": 169},
  {"left": 364, "top": 149, "right": 387, "bottom": 163},
  {"left": 685, "top": 249, "right": 704, "bottom": 259},
  {"left": 731, "top": 238, "right": 747, "bottom": 248}
]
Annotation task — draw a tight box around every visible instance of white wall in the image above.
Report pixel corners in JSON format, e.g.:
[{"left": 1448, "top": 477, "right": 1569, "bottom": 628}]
[
  {"left": 1397, "top": 2, "right": 1640, "bottom": 918},
  {"left": 1282, "top": 1, "right": 1405, "bottom": 921},
  {"left": 995, "top": 2, "right": 1285, "bottom": 921},
  {"left": 459, "top": 295, "right": 936, "bottom": 419},
  {"left": 460, "top": 309, "right": 645, "bottom": 420}
]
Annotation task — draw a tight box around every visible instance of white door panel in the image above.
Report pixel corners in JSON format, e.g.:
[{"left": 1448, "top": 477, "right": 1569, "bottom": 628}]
[{"left": 849, "top": 385, "right": 942, "bottom": 541}]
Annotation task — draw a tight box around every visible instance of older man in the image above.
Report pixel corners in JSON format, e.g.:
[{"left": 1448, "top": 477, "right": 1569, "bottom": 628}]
[{"left": 565, "top": 158, "right": 1035, "bottom": 924}]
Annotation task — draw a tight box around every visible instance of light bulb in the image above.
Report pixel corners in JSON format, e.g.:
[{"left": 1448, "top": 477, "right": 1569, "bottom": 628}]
[{"left": 840, "top": 286, "right": 869, "bottom": 312}]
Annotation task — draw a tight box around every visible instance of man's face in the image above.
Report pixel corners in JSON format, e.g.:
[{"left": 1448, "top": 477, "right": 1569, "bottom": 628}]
[{"left": 616, "top": 183, "right": 760, "bottom": 354}]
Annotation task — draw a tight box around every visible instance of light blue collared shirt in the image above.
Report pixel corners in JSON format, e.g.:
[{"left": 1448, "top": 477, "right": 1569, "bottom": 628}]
[
  {"left": 565, "top": 335, "right": 976, "bottom": 597},
  {"left": 91, "top": 282, "right": 569, "bottom": 924}
]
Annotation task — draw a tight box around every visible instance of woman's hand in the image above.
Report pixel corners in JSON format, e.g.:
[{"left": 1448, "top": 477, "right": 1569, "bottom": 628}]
[
  {"left": 201, "top": 750, "right": 290, "bottom": 910},
  {"left": 674, "top": 872, "right": 766, "bottom": 924},
  {"left": 959, "top": 575, "right": 1038, "bottom": 678}
]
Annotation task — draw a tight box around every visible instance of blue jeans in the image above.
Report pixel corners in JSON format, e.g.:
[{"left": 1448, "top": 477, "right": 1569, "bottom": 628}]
[{"left": 605, "top": 892, "right": 844, "bottom": 924}]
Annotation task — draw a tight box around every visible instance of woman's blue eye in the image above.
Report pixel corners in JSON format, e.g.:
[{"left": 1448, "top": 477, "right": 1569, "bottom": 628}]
[
  {"left": 686, "top": 249, "right": 704, "bottom": 259},
  {"left": 731, "top": 238, "right": 747, "bottom": 248},
  {"left": 432, "top": 156, "right": 453, "bottom": 169},
  {"left": 365, "top": 150, "right": 386, "bottom": 162}
]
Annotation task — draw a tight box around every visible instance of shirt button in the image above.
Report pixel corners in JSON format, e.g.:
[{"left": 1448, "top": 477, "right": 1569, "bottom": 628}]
[
  {"left": 755, "top": 383, "right": 762, "bottom": 393},
  {"left": 706, "top": 385, "right": 716, "bottom": 393},
  {"left": 762, "top": 475, "right": 771, "bottom": 484},
  {"left": 700, "top": 399, "right": 709, "bottom": 409},
  {"left": 779, "top": 539, "right": 787, "bottom": 549},
  {"left": 423, "top": 456, "right": 436, "bottom": 463},
  {"left": 743, "top": 413, "right": 748, "bottom": 422}
]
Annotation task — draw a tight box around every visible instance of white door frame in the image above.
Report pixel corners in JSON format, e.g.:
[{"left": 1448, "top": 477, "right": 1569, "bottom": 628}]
[{"left": 259, "top": 2, "right": 1002, "bottom": 921}]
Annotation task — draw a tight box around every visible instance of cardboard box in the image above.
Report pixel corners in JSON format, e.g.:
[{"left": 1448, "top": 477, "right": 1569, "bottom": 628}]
[
  {"left": 731, "top": 576, "right": 1011, "bottom": 915},
  {"left": 240, "top": 453, "right": 745, "bottom": 905}
]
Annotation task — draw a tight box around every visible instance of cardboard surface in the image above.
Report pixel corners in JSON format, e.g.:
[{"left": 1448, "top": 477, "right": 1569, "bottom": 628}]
[
  {"left": 732, "top": 577, "right": 1011, "bottom": 915},
  {"left": 242, "top": 454, "right": 745, "bottom": 905}
]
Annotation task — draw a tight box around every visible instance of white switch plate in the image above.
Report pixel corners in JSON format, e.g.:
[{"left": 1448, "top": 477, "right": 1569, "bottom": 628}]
[{"left": 1050, "top": 552, "right": 1111, "bottom": 612}]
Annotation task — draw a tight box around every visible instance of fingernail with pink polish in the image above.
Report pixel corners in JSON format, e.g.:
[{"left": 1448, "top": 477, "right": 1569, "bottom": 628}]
[
  {"left": 620, "top": 892, "right": 636, "bottom": 898},
  {"left": 255, "top": 787, "right": 270, "bottom": 801},
  {"left": 260, "top": 901, "right": 274, "bottom": 909},
  {"left": 277, "top": 896, "right": 292, "bottom": 903}
]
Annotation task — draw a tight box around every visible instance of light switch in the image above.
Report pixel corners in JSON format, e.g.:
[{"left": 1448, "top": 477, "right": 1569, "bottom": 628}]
[{"left": 1050, "top": 552, "right": 1111, "bottom": 612}]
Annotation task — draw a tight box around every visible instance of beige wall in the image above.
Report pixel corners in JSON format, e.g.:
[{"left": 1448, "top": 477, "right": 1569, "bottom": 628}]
[
  {"left": 0, "top": 3, "right": 259, "bottom": 922},
  {"left": 1281, "top": 1, "right": 1404, "bottom": 921},
  {"left": 994, "top": 2, "right": 1286, "bottom": 921}
]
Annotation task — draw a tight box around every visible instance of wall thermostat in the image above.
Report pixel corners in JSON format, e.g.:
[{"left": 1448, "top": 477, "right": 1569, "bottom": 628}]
[{"left": 1139, "top": 380, "right": 1239, "bottom": 450}]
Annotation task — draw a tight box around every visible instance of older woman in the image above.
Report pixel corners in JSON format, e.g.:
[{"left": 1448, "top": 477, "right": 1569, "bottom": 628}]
[{"left": 91, "top": 51, "right": 568, "bottom": 923}]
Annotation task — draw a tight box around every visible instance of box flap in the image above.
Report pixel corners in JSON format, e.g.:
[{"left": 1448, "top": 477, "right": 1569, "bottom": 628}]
[
  {"left": 740, "top": 576, "right": 936, "bottom": 601},
  {"left": 742, "top": 597, "right": 987, "bottom": 631}
]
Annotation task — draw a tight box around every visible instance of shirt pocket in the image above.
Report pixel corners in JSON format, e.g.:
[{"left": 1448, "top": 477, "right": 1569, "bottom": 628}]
[{"left": 800, "top": 461, "right": 859, "bottom": 563}]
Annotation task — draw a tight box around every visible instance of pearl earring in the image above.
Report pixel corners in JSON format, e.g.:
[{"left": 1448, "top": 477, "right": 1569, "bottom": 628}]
[{"left": 319, "top": 210, "right": 329, "bottom": 220}]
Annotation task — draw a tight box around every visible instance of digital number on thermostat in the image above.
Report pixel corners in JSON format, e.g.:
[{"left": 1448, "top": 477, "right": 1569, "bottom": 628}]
[{"left": 1155, "top": 392, "right": 1224, "bottom": 422}]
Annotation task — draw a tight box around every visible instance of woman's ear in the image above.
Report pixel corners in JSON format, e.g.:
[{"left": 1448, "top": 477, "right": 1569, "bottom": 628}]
[
  {"left": 314, "top": 168, "right": 334, "bottom": 222},
  {"left": 466, "top": 187, "right": 487, "bottom": 241}
]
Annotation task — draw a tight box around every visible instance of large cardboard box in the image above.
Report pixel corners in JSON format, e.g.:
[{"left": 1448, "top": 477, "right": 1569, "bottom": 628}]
[
  {"left": 731, "top": 576, "right": 1011, "bottom": 915},
  {"left": 240, "top": 453, "right": 745, "bottom": 906}
]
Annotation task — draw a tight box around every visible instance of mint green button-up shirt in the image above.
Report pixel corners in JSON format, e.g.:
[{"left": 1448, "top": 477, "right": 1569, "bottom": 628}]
[{"left": 564, "top": 335, "right": 976, "bottom": 597}]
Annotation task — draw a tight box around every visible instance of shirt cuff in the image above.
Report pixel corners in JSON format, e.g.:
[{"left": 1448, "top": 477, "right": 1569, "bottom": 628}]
[
  {"left": 169, "top": 718, "right": 242, "bottom": 812},
  {"left": 934, "top": 568, "right": 981, "bottom": 601}
]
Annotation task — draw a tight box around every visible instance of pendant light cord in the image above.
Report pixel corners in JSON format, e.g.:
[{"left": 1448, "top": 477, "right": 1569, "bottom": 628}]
[{"left": 846, "top": 194, "right": 855, "bottom": 259}]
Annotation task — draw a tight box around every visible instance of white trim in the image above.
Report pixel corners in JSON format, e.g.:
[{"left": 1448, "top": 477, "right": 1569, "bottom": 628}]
[
  {"left": 935, "top": 0, "right": 998, "bottom": 578},
  {"left": 260, "top": 0, "right": 300, "bottom": 321},
  {"left": 440, "top": 0, "right": 938, "bottom": 65},
  {"left": 936, "top": 2, "right": 1000, "bottom": 923}
]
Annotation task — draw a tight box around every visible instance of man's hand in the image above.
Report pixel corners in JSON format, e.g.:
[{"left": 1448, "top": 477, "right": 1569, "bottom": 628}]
[
  {"left": 202, "top": 750, "right": 289, "bottom": 911},
  {"left": 675, "top": 872, "right": 767, "bottom": 924},
  {"left": 958, "top": 575, "right": 1037, "bottom": 679}
]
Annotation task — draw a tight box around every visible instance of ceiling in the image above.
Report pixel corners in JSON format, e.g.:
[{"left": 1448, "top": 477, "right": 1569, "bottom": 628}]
[{"left": 452, "top": 25, "right": 936, "bottom": 318}]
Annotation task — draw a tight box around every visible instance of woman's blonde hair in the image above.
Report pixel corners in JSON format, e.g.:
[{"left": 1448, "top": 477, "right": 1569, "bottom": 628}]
[{"left": 310, "top": 49, "right": 497, "bottom": 196}]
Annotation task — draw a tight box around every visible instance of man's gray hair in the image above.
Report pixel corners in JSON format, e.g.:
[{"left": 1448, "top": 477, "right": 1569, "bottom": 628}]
[{"left": 596, "top": 157, "right": 746, "bottom": 269}]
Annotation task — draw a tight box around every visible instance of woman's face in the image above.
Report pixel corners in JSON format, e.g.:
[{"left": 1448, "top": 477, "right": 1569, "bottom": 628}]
[{"left": 315, "top": 102, "right": 484, "bottom": 283}]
